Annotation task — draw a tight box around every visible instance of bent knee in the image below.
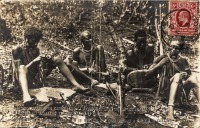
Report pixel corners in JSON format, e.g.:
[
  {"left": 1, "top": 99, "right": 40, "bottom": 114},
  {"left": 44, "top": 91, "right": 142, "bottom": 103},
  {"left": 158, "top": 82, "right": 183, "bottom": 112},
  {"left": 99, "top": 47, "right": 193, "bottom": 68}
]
[
  {"left": 174, "top": 73, "right": 181, "bottom": 78},
  {"left": 186, "top": 75, "right": 200, "bottom": 88},
  {"left": 189, "top": 75, "right": 200, "bottom": 82},
  {"left": 53, "top": 55, "right": 64, "bottom": 64},
  {"left": 18, "top": 65, "right": 28, "bottom": 73},
  {"left": 171, "top": 73, "right": 181, "bottom": 83},
  {"left": 96, "top": 45, "right": 104, "bottom": 51}
]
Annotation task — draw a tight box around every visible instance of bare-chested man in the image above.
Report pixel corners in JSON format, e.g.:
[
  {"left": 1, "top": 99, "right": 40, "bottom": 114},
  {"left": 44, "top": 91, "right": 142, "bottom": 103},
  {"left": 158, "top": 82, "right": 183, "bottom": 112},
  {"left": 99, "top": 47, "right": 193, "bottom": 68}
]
[
  {"left": 71, "top": 30, "right": 108, "bottom": 82},
  {"left": 12, "top": 27, "right": 88, "bottom": 106},
  {"left": 120, "top": 29, "right": 154, "bottom": 75},
  {"left": 145, "top": 41, "right": 200, "bottom": 120}
]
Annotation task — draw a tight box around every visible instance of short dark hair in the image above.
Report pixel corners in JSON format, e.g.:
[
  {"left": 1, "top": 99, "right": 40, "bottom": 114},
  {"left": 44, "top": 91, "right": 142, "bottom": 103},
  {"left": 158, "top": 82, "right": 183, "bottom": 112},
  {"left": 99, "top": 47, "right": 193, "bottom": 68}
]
[
  {"left": 134, "top": 29, "right": 147, "bottom": 41},
  {"left": 80, "top": 30, "right": 92, "bottom": 42},
  {"left": 24, "top": 27, "right": 43, "bottom": 40}
]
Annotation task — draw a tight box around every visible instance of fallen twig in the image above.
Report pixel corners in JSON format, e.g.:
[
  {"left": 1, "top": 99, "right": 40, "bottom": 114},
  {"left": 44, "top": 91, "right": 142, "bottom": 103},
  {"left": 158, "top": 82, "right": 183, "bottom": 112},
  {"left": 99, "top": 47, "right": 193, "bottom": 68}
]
[
  {"left": 105, "top": 82, "right": 116, "bottom": 99},
  {"left": 131, "top": 88, "right": 154, "bottom": 92},
  {"left": 145, "top": 114, "right": 180, "bottom": 128}
]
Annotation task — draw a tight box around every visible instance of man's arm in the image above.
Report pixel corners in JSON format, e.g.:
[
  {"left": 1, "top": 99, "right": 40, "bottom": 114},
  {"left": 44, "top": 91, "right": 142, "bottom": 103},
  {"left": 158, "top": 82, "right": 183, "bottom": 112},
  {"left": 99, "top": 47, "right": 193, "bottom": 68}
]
[
  {"left": 25, "top": 55, "right": 41, "bottom": 69},
  {"left": 12, "top": 46, "right": 41, "bottom": 68},
  {"left": 183, "top": 57, "right": 191, "bottom": 76},
  {"left": 12, "top": 46, "right": 24, "bottom": 70},
  {"left": 11, "top": 46, "right": 23, "bottom": 83},
  {"left": 148, "top": 55, "right": 167, "bottom": 69},
  {"left": 72, "top": 47, "right": 88, "bottom": 72},
  {"left": 119, "top": 54, "right": 127, "bottom": 68},
  {"left": 146, "top": 55, "right": 169, "bottom": 77},
  {"left": 72, "top": 47, "right": 81, "bottom": 62},
  {"left": 12, "top": 46, "right": 22, "bottom": 60}
]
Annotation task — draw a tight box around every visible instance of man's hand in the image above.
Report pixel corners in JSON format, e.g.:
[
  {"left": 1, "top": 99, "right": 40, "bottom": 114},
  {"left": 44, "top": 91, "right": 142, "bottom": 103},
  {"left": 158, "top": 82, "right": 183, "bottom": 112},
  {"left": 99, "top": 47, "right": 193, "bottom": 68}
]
[
  {"left": 33, "top": 55, "right": 45, "bottom": 63},
  {"left": 88, "top": 67, "right": 97, "bottom": 74},
  {"left": 119, "top": 59, "right": 126, "bottom": 67},
  {"left": 180, "top": 72, "right": 187, "bottom": 79},
  {"left": 26, "top": 55, "right": 45, "bottom": 69},
  {"left": 119, "top": 58, "right": 128, "bottom": 73}
]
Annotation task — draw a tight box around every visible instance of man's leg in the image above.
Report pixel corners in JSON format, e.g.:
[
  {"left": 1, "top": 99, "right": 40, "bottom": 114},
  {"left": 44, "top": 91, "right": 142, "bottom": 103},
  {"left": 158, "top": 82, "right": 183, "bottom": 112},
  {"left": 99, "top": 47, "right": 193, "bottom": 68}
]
[
  {"left": 183, "top": 75, "right": 200, "bottom": 113},
  {"left": 183, "top": 75, "right": 200, "bottom": 127},
  {"left": 18, "top": 65, "right": 32, "bottom": 104},
  {"left": 67, "top": 64, "right": 98, "bottom": 86},
  {"left": 192, "top": 87, "right": 200, "bottom": 127},
  {"left": 193, "top": 88, "right": 200, "bottom": 113},
  {"left": 52, "top": 56, "right": 88, "bottom": 91},
  {"left": 166, "top": 73, "right": 181, "bottom": 120}
]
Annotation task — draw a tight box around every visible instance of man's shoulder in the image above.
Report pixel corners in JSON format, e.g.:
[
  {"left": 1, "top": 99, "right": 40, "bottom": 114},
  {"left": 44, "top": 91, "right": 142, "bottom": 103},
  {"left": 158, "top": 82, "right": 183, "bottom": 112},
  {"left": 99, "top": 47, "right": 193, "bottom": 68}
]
[
  {"left": 12, "top": 45, "right": 22, "bottom": 50},
  {"left": 12, "top": 46, "right": 23, "bottom": 53},
  {"left": 156, "top": 54, "right": 167, "bottom": 59},
  {"left": 179, "top": 55, "right": 189, "bottom": 62},
  {"left": 153, "top": 54, "right": 167, "bottom": 63},
  {"left": 11, "top": 46, "right": 24, "bottom": 59}
]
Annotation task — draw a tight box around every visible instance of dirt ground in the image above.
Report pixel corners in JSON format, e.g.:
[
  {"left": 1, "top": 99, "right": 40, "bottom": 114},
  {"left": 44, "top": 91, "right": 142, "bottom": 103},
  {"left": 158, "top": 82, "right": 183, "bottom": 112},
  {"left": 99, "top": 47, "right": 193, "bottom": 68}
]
[{"left": 0, "top": 42, "right": 200, "bottom": 128}]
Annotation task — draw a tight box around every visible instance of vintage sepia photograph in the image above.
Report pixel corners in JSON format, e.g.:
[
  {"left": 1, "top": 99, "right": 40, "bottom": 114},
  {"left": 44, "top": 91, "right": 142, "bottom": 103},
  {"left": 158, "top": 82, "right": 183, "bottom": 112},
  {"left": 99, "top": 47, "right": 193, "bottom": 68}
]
[{"left": 0, "top": 0, "right": 199, "bottom": 127}]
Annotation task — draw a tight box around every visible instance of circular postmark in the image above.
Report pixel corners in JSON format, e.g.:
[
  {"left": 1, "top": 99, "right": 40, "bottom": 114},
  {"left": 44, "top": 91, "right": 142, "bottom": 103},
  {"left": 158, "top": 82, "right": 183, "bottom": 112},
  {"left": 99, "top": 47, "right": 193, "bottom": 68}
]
[
  {"left": 161, "top": 9, "right": 199, "bottom": 46},
  {"left": 176, "top": 8, "right": 191, "bottom": 28}
]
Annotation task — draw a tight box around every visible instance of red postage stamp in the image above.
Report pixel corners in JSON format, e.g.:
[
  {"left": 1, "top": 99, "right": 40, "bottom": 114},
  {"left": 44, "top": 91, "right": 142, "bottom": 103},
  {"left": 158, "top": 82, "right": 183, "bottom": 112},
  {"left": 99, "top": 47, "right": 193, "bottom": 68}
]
[{"left": 168, "top": 0, "right": 199, "bottom": 36}]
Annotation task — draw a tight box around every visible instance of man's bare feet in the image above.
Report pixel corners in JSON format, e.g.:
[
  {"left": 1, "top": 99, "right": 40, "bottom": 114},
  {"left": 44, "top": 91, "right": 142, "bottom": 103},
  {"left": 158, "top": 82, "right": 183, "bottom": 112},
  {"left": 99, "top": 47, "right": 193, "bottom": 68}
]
[
  {"left": 23, "top": 98, "right": 36, "bottom": 107},
  {"left": 72, "top": 85, "right": 89, "bottom": 92},
  {"left": 166, "top": 105, "right": 175, "bottom": 120},
  {"left": 23, "top": 95, "right": 32, "bottom": 104}
]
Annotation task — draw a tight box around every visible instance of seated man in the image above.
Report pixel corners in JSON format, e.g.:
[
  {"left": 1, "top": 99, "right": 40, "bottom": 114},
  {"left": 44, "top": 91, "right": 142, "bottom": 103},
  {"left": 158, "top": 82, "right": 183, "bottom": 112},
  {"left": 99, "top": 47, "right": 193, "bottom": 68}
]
[
  {"left": 145, "top": 41, "right": 200, "bottom": 120},
  {"left": 120, "top": 29, "right": 154, "bottom": 75},
  {"left": 119, "top": 29, "right": 155, "bottom": 89},
  {"left": 12, "top": 27, "right": 89, "bottom": 106},
  {"left": 70, "top": 30, "right": 108, "bottom": 82},
  {"left": 64, "top": 55, "right": 98, "bottom": 86}
]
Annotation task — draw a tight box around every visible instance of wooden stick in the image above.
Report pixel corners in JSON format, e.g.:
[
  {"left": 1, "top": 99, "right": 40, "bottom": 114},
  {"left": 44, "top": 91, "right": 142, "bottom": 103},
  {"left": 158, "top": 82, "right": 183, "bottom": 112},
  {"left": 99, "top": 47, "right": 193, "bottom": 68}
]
[
  {"left": 131, "top": 88, "right": 154, "bottom": 92},
  {"left": 118, "top": 72, "right": 124, "bottom": 116},
  {"left": 0, "top": 64, "right": 4, "bottom": 86},
  {"left": 105, "top": 82, "right": 116, "bottom": 99}
]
